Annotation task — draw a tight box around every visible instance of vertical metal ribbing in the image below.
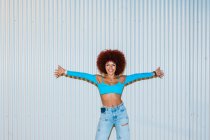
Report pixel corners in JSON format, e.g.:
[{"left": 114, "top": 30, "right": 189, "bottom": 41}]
[{"left": 0, "top": 0, "right": 209, "bottom": 140}]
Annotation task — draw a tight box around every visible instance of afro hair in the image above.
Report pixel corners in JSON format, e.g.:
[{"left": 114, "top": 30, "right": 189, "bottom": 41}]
[{"left": 96, "top": 49, "right": 126, "bottom": 75}]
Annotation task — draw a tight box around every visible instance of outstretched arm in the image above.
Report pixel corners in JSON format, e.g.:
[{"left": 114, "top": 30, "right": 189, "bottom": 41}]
[
  {"left": 54, "top": 65, "right": 98, "bottom": 84},
  {"left": 124, "top": 67, "right": 164, "bottom": 85}
]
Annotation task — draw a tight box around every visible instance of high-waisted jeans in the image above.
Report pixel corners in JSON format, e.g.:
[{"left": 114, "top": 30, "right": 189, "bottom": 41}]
[{"left": 95, "top": 102, "right": 130, "bottom": 140}]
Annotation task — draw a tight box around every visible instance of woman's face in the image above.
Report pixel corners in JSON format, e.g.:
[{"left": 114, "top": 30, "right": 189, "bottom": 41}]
[{"left": 105, "top": 61, "right": 116, "bottom": 75}]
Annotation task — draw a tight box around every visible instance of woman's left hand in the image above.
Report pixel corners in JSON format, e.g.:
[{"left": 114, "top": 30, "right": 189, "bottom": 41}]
[
  {"left": 155, "top": 67, "right": 164, "bottom": 78},
  {"left": 54, "top": 65, "right": 66, "bottom": 78}
]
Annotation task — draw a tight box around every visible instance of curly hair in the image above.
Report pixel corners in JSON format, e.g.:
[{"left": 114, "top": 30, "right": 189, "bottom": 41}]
[{"left": 96, "top": 49, "right": 126, "bottom": 75}]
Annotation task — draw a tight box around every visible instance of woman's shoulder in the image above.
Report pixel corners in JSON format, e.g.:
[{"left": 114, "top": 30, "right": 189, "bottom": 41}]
[
  {"left": 95, "top": 74, "right": 103, "bottom": 83},
  {"left": 119, "top": 75, "right": 126, "bottom": 83}
]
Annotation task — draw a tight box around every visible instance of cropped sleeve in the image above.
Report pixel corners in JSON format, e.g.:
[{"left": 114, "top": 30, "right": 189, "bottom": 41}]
[
  {"left": 124, "top": 72, "right": 155, "bottom": 85},
  {"left": 65, "top": 70, "right": 98, "bottom": 84}
]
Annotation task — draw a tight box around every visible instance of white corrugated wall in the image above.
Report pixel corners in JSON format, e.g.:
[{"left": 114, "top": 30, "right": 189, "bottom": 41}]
[{"left": 0, "top": 0, "right": 209, "bottom": 140}]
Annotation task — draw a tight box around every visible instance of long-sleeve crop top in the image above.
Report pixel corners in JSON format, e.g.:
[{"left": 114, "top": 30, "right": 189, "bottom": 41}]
[{"left": 65, "top": 70, "right": 155, "bottom": 95}]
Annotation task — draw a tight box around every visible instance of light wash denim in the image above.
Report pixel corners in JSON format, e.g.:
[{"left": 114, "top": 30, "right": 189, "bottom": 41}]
[{"left": 95, "top": 102, "right": 130, "bottom": 140}]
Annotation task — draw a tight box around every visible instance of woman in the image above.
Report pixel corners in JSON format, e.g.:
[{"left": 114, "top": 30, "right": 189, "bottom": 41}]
[{"left": 54, "top": 49, "right": 164, "bottom": 140}]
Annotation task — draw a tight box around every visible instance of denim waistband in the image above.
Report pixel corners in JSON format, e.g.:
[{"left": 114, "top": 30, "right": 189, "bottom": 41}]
[{"left": 101, "top": 102, "right": 125, "bottom": 111}]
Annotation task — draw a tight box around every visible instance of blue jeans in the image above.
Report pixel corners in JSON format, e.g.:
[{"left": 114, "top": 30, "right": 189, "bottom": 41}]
[{"left": 95, "top": 102, "right": 130, "bottom": 140}]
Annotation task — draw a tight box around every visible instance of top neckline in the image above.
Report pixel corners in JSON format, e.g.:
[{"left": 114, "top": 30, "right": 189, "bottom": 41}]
[
  {"left": 101, "top": 75, "right": 121, "bottom": 86},
  {"left": 101, "top": 81, "right": 123, "bottom": 86}
]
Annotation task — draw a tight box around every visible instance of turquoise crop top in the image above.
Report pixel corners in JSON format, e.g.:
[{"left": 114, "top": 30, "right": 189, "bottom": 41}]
[{"left": 65, "top": 70, "right": 155, "bottom": 95}]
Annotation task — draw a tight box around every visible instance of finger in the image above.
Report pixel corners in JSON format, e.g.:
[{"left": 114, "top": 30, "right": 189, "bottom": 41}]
[
  {"left": 58, "top": 65, "right": 63, "bottom": 69},
  {"left": 156, "top": 69, "right": 160, "bottom": 73},
  {"left": 57, "top": 69, "right": 62, "bottom": 73},
  {"left": 55, "top": 72, "right": 60, "bottom": 76},
  {"left": 54, "top": 72, "right": 58, "bottom": 75},
  {"left": 58, "top": 67, "right": 63, "bottom": 71},
  {"left": 160, "top": 74, "right": 164, "bottom": 78}
]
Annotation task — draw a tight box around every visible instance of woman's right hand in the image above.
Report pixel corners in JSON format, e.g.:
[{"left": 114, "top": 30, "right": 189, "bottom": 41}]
[{"left": 54, "top": 65, "right": 66, "bottom": 78}]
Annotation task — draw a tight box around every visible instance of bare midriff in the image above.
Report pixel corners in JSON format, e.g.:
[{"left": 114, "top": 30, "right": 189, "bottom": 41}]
[{"left": 100, "top": 93, "right": 122, "bottom": 107}]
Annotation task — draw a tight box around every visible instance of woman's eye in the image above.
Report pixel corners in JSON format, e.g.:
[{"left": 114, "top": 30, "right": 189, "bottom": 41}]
[{"left": 106, "top": 64, "right": 115, "bottom": 66}]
